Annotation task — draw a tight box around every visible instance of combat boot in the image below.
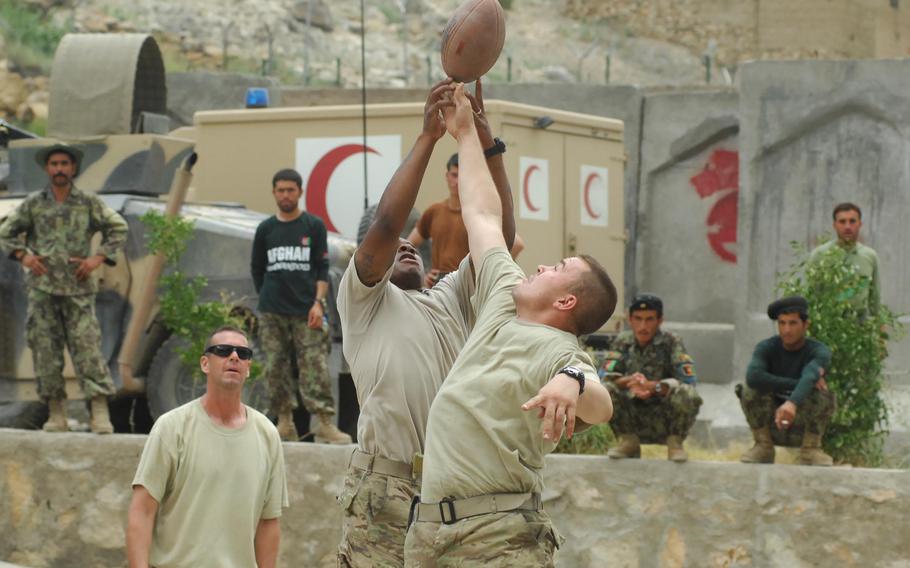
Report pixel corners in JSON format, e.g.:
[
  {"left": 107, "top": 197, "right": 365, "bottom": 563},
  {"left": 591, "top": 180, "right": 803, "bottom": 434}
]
[
  {"left": 277, "top": 410, "right": 299, "bottom": 442},
  {"left": 607, "top": 434, "right": 641, "bottom": 459},
  {"left": 90, "top": 396, "right": 114, "bottom": 434},
  {"left": 666, "top": 435, "right": 688, "bottom": 463},
  {"left": 42, "top": 398, "right": 69, "bottom": 432},
  {"left": 312, "top": 413, "right": 352, "bottom": 445},
  {"left": 740, "top": 426, "right": 775, "bottom": 464},
  {"left": 798, "top": 432, "right": 834, "bottom": 466}
]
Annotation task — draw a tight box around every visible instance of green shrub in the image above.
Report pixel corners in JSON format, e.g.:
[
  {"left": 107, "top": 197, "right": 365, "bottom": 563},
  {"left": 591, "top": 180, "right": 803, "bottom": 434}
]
[
  {"left": 141, "top": 210, "right": 261, "bottom": 379},
  {"left": 554, "top": 422, "right": 615, "bottom": 455},
  {"left": 776, "top": 239, "right": 904, "bottom": 466},
  {"left": 498, "top": 0, "right": 514, "bottom": 10},
  {"left": 0, "top": 0, "right": 67, "bottom": 71}
]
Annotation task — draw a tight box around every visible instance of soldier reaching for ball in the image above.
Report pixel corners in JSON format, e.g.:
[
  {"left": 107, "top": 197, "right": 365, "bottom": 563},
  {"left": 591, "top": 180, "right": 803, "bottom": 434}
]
[
  {"left": 404, "top": 83, "right": 616, "bottom": 567},
  {"left": 336, "top": 77, "right": 516, "bottom": 567}
]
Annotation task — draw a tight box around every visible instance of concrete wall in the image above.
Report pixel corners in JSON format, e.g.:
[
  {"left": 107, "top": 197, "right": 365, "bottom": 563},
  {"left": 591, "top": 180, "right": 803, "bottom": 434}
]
[
  {"left": 166, "top": 72, "right": 281, "bottom": 127},
  {"left": 735, "top": 59, "right": 910, "bottom": 387},
  {"left": 636, "top": 88, "right": 739, "bottom": 383},
  {"left": 2, "top": 430, "right": 909, "bottom": 568}
]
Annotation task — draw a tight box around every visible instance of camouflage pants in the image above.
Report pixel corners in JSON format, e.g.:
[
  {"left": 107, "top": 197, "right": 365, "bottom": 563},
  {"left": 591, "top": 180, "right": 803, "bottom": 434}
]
[
  {"left": 736, "top": 383, "right": 836, "bottom": 441},
  {"left": 337, "top": 464, "right": 420, "bottom": 567},
  {"left": 26, "top": 289, "right": 114, "bottom": 401},
  {"left": 605, "top": 381, "right": 702, "bottom": 441},
  {"left": 259, "top": 312, "right": 336, "bottom": 416},
  {"left": 404, "top": 510, "right": 563, "bottom": 568}
]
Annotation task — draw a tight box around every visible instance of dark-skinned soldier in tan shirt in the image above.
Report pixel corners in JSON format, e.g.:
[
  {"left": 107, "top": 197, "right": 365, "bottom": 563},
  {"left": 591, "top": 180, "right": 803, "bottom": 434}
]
[{"left": 335, "top": 77, "right": 516, "bottom": 567}]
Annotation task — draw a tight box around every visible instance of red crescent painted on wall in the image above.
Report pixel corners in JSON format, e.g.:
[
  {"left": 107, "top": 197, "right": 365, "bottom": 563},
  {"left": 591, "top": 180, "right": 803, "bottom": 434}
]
[
  {"left": 706, "top": 190, "right": 738, "bottom": 263},
  {"left": 306, "top": 144, "right": 380, "bottom": 232},
  {"left": 522, "top": 165, "right": 542, "bottom": 212},
  {"left": 583, "top": 172, "right": 603, "bottom": 219}
]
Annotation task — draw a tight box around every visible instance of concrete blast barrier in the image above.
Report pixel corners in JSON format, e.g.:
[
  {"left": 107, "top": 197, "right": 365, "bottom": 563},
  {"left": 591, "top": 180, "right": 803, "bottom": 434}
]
[
  {"left": 636, "top": 88, "right": 739, "bottom": 383},
  {"left": 734, "top": 60, "right": 910, "bottom": 387},
  {"left": 2, "top": 430, "right": 909, "bottom": 567}
]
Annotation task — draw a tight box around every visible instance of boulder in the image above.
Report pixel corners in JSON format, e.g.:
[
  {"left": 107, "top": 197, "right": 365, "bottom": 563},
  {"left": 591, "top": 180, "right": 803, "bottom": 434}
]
[{"left": 290, "top": 0, "right": 334, "bottom": 32}]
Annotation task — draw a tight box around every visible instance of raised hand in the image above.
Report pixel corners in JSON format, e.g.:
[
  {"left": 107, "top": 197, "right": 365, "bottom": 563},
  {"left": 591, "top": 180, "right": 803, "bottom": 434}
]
[{"left": 422, "top": 78, "right": 456, "bottom": 141}]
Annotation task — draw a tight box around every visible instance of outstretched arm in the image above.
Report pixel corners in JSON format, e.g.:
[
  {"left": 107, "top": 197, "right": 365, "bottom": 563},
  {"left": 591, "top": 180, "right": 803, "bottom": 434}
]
[
  {"left": 445, "top": 83, "right": 505, "bottom": 265},
  {"left": 354, "top": 79, "right": 454, "bottom": 286},
  {"left": 467, "top": 79, "right": 516, "bottom": 251}
]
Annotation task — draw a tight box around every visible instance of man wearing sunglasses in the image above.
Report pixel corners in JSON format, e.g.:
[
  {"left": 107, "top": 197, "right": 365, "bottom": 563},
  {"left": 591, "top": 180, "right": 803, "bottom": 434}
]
[
  {"left": 335, "top": 78, "right": 516, "bottom": 567},
  {"left": 127, "top": 325, "right": 289, "bottom": 568}
]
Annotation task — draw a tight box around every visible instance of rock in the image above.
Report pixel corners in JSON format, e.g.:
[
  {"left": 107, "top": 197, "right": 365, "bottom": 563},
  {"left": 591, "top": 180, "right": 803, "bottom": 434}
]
[
  {"left": 0, "top": 67, "right": 28, "bottom": 117},
  {"left": 290, "top": 0, "right": 334, "bottom": 33},
  {"left": 543, "top": 65, "right": 576, "bottom": 82}
]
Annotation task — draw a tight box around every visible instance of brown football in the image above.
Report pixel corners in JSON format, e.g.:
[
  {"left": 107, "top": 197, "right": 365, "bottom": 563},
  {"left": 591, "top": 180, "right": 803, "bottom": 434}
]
[{"left": 440, "top": 0, "right": 506, "bottom": 82}]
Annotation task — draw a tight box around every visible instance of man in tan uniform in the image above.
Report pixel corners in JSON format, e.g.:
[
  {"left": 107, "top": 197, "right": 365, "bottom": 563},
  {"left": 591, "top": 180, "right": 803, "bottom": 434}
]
[
  {"left": 336, "top": 78, "right": 516, "bottom": 567},
  {"left": 403, "top": 84, "right": 617, "bottom": 567}
]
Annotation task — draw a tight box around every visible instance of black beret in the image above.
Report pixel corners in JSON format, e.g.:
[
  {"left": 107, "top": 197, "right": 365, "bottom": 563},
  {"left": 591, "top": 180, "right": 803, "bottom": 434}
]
[
  {"left": 629, "top": 293, "right": 663, "bottom": 315},
  {"left": 767, "top": 296, "right": 809, "bottom": 320}
]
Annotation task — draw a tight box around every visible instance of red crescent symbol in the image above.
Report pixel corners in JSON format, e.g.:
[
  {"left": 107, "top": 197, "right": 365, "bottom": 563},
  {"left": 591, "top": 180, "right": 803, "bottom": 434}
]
[
  {"left": 583, "top": 173, "right": 603, "bottom": 219},
  {"left": 522, "top": 165, "right": 541, "bottom": 212},
  {"left": 306, "top": 144, "right": 380, "bottom": 232}
]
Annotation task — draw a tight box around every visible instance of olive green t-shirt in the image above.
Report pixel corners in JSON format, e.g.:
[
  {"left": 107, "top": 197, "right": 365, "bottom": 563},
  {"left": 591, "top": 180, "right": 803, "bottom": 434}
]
[
  {"left": 421, "top": 248, "right": 596, "bottom": 502},
  {"left": 338, "top": 254, "right": 475, "bottom": 464},
  {"left": 132, "top": 399, "right": 289, "bottom": 568}
]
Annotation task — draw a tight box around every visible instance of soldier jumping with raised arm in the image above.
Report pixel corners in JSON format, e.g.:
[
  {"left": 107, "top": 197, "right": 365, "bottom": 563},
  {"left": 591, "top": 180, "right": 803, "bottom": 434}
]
[
  {"left": 0, "top": 143, "right": 127, "bottom": 433},
  {"left": 336, "top": 77, "right": 516, "bottom": 567},
  {"left": 404, "top": 83, "right": 617, "bottom": 567}
]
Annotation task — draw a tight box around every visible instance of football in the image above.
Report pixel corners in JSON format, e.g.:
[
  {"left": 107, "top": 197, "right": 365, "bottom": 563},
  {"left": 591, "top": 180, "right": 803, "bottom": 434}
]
[{"left": 440, "top": 0, "right": 506, "bottom": 83}]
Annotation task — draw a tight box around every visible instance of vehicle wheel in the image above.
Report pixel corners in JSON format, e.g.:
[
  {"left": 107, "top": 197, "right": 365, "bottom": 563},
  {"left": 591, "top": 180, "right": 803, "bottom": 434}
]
[
  {"left": 0, "top": 401, "right": 48, "bottom": 429},
  {"left": 146, "top": 335, "right": 270, "bottom": 420}
]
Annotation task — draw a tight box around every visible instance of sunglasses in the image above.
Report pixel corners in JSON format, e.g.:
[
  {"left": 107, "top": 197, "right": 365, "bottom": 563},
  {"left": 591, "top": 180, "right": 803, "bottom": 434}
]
[{"left": 205, "top": 344, "right": 253, "bottom": 360}]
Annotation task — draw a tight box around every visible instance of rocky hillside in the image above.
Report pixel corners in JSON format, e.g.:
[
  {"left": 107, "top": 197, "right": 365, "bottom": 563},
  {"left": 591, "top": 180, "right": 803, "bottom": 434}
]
[{"left": 1, "top": 0, "right": 709, "bottom": 131}]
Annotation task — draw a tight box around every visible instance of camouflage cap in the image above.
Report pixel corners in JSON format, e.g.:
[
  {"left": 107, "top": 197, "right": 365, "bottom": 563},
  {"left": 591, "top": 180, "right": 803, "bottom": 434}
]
[
  {"left": 767, "top": 296, "right": 808, "bottom": 320},
  {"left": 629, "top": 293, "right": 663, "bottom": 316},
  {"left": 35, "top": 143, "right": 83, "bottom": 169}
]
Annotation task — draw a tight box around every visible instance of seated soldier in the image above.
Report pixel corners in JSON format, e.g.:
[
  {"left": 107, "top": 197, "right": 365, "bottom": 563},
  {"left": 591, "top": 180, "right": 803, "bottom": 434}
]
[
  {"left": 601, "top": 294, "right": 702, "bottom": 462},
  {"left": 737, "top": 296, "right": 836, "bottom": 466}
]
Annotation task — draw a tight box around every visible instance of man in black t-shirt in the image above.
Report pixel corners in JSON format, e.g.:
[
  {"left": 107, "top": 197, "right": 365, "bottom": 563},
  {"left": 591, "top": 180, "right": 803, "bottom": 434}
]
[
  {"left": 251, "top": 168, "right": 351, "bottom": 444},
  {"left": 737, "top": 296, "right": 836, "bottom": 466}
]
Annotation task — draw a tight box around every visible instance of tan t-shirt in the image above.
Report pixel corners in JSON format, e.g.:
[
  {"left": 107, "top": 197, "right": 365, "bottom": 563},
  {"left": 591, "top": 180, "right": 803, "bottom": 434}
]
[
  {"left": 416, "top": 200, "right": 470, "bottom": 273},
  {"left": 338, "top": 254, "right": 475, "bottom": 464},
  {"left": 132, "top": 399, "right": 289, "bottom": 568},
  {"left": 420, "top": 248, "right": 596, "bottom": 502}
]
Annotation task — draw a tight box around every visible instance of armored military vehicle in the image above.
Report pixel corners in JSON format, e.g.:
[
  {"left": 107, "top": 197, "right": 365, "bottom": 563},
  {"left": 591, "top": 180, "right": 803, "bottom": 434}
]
[{"left": 0, "top": 34, "right": 356, "bottom": 435}]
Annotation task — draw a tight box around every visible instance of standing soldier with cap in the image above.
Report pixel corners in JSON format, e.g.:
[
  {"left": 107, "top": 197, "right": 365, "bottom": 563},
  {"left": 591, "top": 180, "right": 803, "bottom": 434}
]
[
  {"left": 809, "top": 203, "right": 880, "bottom": 319},
  {"left": 251, "top": 168, "right": 351, "bottom": 444},
  {"left": 0, "top": 143, "right": 127, "bottom": 433},
  {"left": 600, "top": 294, "right": 702, "bottom": 462},
  {"left": 737, "top": 296, "right": 836, "bottom": 466}
]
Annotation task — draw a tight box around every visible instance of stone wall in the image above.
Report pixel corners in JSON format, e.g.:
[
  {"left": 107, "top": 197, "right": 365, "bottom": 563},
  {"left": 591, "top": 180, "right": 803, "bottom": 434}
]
[{"left": 2, "top": 429, "right": 909, "bottom": 567}]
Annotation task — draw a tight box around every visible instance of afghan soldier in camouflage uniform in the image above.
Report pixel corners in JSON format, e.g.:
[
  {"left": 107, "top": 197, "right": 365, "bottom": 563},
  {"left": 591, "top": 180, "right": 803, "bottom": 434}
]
[
  {"left": 251, "top": 168, "right": 351, "bottom": 444},
  {"left": 738, "top": 296, "right": 836, "bottom": 466},
  {"left": 599, "top": 294, "right": 702, "bottom": 462},
  {"left": 0, "top": 143, "right": 127, "bottom": 433}
]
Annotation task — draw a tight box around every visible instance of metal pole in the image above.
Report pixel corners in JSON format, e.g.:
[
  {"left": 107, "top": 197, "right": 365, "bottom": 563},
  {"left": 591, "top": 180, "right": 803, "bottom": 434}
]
[
  {"left": 703, "top": 54, "right": 712, "bottom": 84},
  {"left": 507, "top": 56, "right": 512, "bottom": 82},
  {"left": 360, "top": 0, "right": 369, "bottom": 209},
  {"left": 426, "top": 54, "right": 432, "bottom": 85},
  {"left": 336, "top": 57, "right": 342, "bottom": 87},
  {"left": 304, "top": 0, "right": 312, "bottom": 85},
  {"left": 401, "top": 3, "right": 409, "bottom": 85},
  {"left": 605, "top": 54, "right": 611, "bottom": 84}
]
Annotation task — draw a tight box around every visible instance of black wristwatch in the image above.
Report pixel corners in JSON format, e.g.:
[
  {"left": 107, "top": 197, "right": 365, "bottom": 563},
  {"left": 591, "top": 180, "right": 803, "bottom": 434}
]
[
  {"left": 483, "top": 137, "right": 506, "bottom": 159},
  {"left": 559, "top": 366, "right": 585, "bottom": 395}
]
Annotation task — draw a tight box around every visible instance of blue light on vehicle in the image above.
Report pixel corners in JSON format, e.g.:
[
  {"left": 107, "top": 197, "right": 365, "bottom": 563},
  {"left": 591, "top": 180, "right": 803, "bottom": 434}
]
[{"left": 245, "top": 88, "right": 270, "bottom": 109}]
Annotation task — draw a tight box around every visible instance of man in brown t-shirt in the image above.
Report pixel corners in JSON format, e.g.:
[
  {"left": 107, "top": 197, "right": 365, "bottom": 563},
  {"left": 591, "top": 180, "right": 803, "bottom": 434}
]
[
  {"left": 408, "top": 154, "right": 523, "bottom": 287},
  {"left": 408, "top": 153, "right": 467, "bottom": 286}
]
